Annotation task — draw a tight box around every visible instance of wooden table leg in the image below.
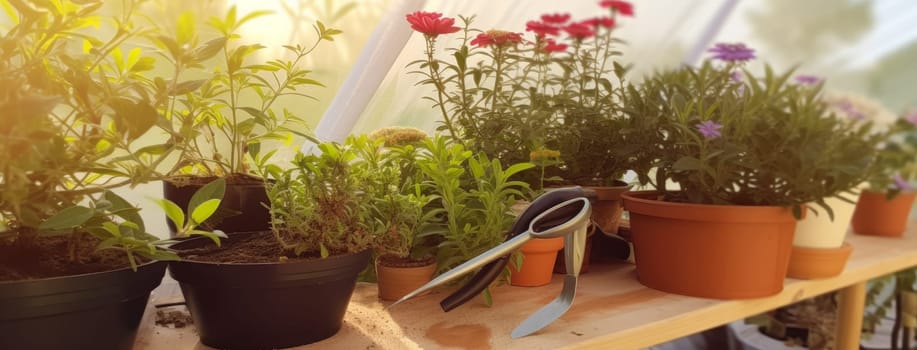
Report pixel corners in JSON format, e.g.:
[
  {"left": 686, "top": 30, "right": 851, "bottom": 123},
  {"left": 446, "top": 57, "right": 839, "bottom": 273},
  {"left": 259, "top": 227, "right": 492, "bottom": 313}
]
[{"left": 836, "top": 282, "right": 866, "bottom": 350}]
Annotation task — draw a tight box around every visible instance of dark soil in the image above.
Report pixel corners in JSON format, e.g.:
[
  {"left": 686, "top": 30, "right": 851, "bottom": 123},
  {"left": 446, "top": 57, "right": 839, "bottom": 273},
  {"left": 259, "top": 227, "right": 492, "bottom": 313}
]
[
  {"left": 155, "top": 309, "right": 194, "bottom": 328},
  {"left": 178, "top": 231, "right": 328, "bottom": 264},
  {"left": 0, "top": 235, "right": 133, "bottom": 281},
  {"left": 378, "top": 255, "right": 435, "bottom": 268}
]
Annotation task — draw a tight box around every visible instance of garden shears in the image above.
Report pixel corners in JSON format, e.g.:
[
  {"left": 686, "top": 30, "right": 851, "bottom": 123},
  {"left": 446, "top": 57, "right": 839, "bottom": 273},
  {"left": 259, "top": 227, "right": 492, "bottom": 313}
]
[{"left": 390, "top": 187, "right": 594, "bottom": 338}]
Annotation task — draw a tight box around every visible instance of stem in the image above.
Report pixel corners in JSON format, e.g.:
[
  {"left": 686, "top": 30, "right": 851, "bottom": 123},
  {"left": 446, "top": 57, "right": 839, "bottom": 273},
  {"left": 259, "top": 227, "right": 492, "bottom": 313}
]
[{"left": 425, "top": 36, "right": 462, "bottom": 144}]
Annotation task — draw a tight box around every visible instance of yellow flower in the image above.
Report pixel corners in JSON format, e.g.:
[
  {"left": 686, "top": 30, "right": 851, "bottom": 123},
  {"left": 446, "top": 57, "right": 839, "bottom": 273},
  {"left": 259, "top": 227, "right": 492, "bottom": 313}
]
[
  {"left": 529, "top": 149, "right": 561, "bottom": 162},
  {"left": 368, "top": 126, "right": 429, "bottom": 147}
]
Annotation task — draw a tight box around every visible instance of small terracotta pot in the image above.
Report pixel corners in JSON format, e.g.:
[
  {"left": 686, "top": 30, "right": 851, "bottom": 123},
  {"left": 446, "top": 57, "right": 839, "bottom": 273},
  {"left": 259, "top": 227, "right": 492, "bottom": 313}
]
[
  {"left": 375, "top": 258, "right": 437, "bottom": 301},
  {"left": 623, "top": 191, "right": 798, "bottom": 299},
  {"left": 851, "top": 190, "right": 916, "bottom": 237},
  {"left": 787, "top": 242, "right": 853, "bottom": 279},
  {"left": 585, "top": 181, "right": 631, "bottom": 234},
  {"left": 510, "top": 237, "right": 564, "bottom": 287}
]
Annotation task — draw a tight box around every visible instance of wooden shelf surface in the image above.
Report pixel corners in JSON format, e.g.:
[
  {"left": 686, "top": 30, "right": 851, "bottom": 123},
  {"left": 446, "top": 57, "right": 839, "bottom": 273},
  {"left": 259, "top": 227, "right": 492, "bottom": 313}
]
[{"left": 136, "top": 223, "right": 917, "bottom": 350}]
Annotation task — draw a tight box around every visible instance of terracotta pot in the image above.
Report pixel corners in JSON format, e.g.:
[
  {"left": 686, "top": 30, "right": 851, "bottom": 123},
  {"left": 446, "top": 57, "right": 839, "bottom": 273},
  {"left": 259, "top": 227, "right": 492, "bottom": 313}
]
[
  {"left": 375, "top": 258, "right": 436, "bottom": 301},
  {"left": 585, "top": 181, "right": 631, "bottom": 234},
  {"left": 622, "top": 191, "right": 797, "bottom": 299},
  {"left": 851, "top": 190, "right": 916, "bottom": 237},
  {"left": 787, "top": 242, "right": 853, "bottom": 279},
  {"left": 510, "top": 237, "right": 564, "bottom": 287}
]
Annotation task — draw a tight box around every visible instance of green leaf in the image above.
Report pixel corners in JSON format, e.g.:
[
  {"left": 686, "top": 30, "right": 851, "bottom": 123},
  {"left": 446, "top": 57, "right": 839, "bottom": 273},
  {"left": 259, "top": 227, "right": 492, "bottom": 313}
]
[
  {"left": 189, "top": 229, "right": 225, "bottom": 246},
  {"left": 110, "top": 98, "right": 158, "bottom": 140},
  {"left": 188, "top": 178, "right": 226, "bottom": 217},
  {"left": 104, "top": 191, "right": 145, "bottom": 233},
  {"left": 177, "top": 11, "right": 197, "bottom": 45},
  {"left": 191, "top": 37, "right": 227, "bottom": 62},
  {"left": 320, "top": 243, "right": 329, "bottom": 258},
  {"left": 40, "top": 206, "right": 95, "bottom": 231},
  {"left": 672, "top": 156, "right": 707, "bottom": 172},
  {"left": 191, "top": 199, "right": 221, "bottom": 226},
  {"left": 171, "top": 79, "right": 208, "bottom": 96},
  {"left": 154, "top": 199, "right": 185, "bottom": 229}
]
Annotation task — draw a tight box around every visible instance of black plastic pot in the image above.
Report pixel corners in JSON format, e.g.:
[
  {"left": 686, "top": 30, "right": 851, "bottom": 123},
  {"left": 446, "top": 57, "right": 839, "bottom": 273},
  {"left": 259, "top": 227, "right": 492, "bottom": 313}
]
[
  {"left": 169, "top": 233, "right": 371, "bottom": 349},
  {"left": 0, "top": 260, "right": 167, "bottom": 350},
  {"left": 163, "top": 175, "right": 271, "bottom": 235}
]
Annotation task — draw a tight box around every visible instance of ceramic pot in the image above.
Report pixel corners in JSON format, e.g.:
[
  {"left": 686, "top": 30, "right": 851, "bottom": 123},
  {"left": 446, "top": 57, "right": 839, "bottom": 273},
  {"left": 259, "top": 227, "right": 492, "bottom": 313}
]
[
  {"left": 851, "top": 190, "right": 916, "bottom": 237},
  {"left": 794, "top": 195, "right": 859, "bottom": 249},
  {"left": 510, "top": 237, "right": 564, "bottom": 287},
  {"left": 786, "top": 242, "right": 852, "bottom": 279},
  {"left": 376, "top": 258, "right": 436, "bottom": 301},
  {"left": 622, "top": 191, "right": 797, "bottom": 299}
]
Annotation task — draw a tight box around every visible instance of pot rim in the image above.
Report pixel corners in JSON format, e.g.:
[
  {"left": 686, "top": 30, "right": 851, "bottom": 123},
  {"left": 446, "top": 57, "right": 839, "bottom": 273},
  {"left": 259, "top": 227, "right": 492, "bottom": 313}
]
[
  {"left": 169, "top": 231, "right": 369, "bottom": 267},
  {"left": 623, "top": 190, "right": 799, "bottom": 223},
  {"left": 0, "top": 258, "right": 165, "bottom": 285}
]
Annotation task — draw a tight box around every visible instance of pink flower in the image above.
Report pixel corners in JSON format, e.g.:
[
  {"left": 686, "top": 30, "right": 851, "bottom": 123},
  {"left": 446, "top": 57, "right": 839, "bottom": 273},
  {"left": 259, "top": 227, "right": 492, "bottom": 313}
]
[
  {"left": 599, "top": 0, "right": 634, "bottom": 16},
  {"left": 563, "top": 22, "right": 596, "bottom": 40},
  {"left": 406, "top": 11, "right": 461, "bottom": 37},
  {"left": 526, "top": 21, "right": 560, "bottom": 38},
  {"left": 541, "top": 39, "right": 569, "bottom": 53},
  {"left": 471, "top": 30, "right": 523, "bottom": 48},
  {"left": 585, "top": 16, "right": 616, "bottom": 28},
  {"left": 540, "top": 13, "right": 571, "bottom": 24},
  {"left": 905, "top": 112, "right": 917, "bottom": 126}
]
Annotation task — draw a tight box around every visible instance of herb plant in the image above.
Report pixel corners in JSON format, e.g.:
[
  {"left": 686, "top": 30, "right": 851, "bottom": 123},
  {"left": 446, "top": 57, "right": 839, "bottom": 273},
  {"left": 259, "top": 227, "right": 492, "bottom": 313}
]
[
  {"left": 864, "top": 113, "right": 917, "bottom": 196},
  {"left": 622, "top": 43, "right": 881, "bottom": 217},
  {"left": 0, "top": 0, "right": 224, "bottom": 273}
]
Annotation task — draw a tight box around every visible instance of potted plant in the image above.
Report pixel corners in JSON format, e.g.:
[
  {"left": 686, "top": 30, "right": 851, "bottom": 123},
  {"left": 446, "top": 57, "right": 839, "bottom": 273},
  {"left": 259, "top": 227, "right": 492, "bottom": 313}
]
[
  {"left": 168, "top": 135, "right": 386, "bottom": 349},
  {"left": 152, "top": 8, "right": 339, "bottom": 234},
  {"left": 619, "top": 43, "right": 878, "bottom": 299},
  {"left": 365, "top": 127, "right": 441, "bottom": 301},
  {"left": 414, "top": 136, "right": 535, "bottom": 297},
  {"left": 864, "top": 268, "right": 917, "bottom": 350},
  {"left": 781, "top": 89, "right": 892, "bottom": 279},
  {"left": 0, "top": 1, "right": 220, "bottom": 348},
  {"left": 851, "top": 111, "right": 917, "bottom": 237},
  {"left": 405, "top": 2, "right": 638, "bottom": 278}
]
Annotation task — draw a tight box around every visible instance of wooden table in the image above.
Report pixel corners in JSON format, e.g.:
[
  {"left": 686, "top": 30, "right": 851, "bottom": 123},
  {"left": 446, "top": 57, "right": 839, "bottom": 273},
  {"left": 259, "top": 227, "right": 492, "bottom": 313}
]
[{"left": 136, "top": 224, "right": 917, "bottom": 350}]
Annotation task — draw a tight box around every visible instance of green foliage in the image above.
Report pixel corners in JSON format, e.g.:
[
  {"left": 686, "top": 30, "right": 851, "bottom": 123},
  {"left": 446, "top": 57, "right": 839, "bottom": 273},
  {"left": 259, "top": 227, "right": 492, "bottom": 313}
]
[
  {"left": 408, "top": 8, "right": 637, "bottom": 190},
  {"left": 622, "top": 59, "right": 881, "bottom": 213},
  {"left": 864, "top": 268, "right": 917, "bottom": 334},
  {"left": 415, "top": 136, "right": 533, "bottom": 275},
  {"left": 864, "top": 116, "right": 917, "bottom": 194},
  {"left": 153, "top": 7, "right": 339, "bottom": 177},
  {"left": 153, "top": 178, "right": 226, "bottom": 245}
]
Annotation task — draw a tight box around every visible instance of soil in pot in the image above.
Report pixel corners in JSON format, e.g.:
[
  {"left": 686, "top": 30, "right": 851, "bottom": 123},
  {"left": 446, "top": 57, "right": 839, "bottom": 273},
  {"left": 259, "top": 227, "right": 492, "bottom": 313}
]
[
  {"left": 376, "top": 256, "right": 436, "bottom": 301},
  {"left": 163, "top": 173, "right": 271, "bottom": 235},
  {"left": 851, "top": 190, "right": 916, "bottom": 237},
  {"left": 169, "top": 231, "right": 370, "bottom": 349},
  {"left": 510, "top": 236, "right": 564, "bottom": 287},
  {"left": 623, "top": 191, "right": 797, "bottom": 299},
  {"left": 0, "top": 235, "right": 166, "bottom": 350}
]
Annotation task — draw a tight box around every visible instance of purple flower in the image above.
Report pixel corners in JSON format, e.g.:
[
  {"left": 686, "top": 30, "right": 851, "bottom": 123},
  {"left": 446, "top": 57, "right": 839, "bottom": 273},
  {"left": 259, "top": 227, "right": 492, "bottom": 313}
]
[
  {"left": 838, "top": 100, "right": 865, "bottom": 120},
  {"left": 707, "top": 43, "right": 756, "bottom": 63},
  {"left": 696, "top": 120, "right": 723, "bottom": 139},
  {"left": 894, "top": 174, "right": 912, "bottom": 191},
  {"left": 794, "top": 74, "right": 822, "bottom": 85},
  {"left": 906, "top": 112, "right": 917, "bottom": 126},
  {"left": 730, "top": 70, "right": 743, "bottom": 82}
]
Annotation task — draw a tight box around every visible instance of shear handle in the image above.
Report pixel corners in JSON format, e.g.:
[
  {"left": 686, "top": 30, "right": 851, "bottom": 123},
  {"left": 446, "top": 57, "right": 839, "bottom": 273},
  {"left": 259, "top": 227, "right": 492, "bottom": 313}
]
[{"left": 440, "top": 187, "right": 595, "bottom": 312}]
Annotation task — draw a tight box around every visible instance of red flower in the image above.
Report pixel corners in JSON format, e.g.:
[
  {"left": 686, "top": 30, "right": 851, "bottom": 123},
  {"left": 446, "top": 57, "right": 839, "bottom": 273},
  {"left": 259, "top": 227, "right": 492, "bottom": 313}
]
[
  {"left": 540, "top": 13, "right": 571, "bottom": 24},
  {"left": 526, "top": 21, "right": 560, "bottom": 37},
  {"left": 471, "top": 30, "right": 523, "bottom": 48},
  {"left": 406, "top": 11, "right": 461, "bottom": 36},
  {"left": 563, "top": 22, "right": 595, "bottom": 40},
  {"left": 542, "top": 39, "right": 569, "bottom": 53},
  {"left": 584, "top": 16, "right": 616, "bottom": 28},
  {"left": 599, "top": 0, "right": 634, "bottom": 16}
]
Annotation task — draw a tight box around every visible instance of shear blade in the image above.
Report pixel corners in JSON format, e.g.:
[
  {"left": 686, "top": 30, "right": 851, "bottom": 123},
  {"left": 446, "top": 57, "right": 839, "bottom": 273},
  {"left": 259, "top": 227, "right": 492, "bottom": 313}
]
[{"left": 511, "top": 275, "right": 578, "bottom": 338}]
